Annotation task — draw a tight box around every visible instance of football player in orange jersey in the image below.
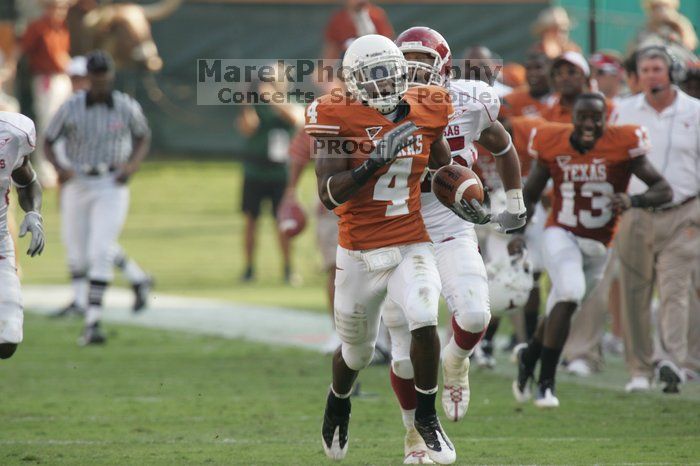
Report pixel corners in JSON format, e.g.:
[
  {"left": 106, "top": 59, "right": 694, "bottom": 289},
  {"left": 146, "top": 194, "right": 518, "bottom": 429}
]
[
  {"left": 501, "top": 52, "right": 551, "bottom": 119},
  {"left": 307, "top": 35, "right": 457, "bottom": 463},
  {"left": 540, "top": 52, "right": 615, "bottom": 124},
  {"left": 510, "top": 93, "right": 672, "bottom": 408}
]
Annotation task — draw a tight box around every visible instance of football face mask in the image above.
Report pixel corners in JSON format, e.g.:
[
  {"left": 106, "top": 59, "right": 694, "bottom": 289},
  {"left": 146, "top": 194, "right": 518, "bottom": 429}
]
[
  {"left": 345, "top": 57, "right": 408, "bottom": 114},
  {"left": 404, "top": 52, "right": 445, "bottom": 87}
]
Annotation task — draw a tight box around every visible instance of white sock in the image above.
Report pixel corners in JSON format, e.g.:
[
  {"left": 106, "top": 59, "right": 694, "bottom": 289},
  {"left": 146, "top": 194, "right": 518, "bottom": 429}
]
[
  {"left": 85, "top": 306, "right": 102, "bottom": 326},
  {"left": 72, "top": 277, "right": 88, "bottom": 309},
  {"left": 444, "top": 338, "right": 470, "bottom": 362},
  {"left": 401, "top": 408, "right": 415, "bottom": 430}
]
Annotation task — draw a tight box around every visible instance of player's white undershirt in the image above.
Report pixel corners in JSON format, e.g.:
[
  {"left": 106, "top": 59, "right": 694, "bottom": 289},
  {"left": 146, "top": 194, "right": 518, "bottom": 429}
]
[
  {"left": 0, "top": 112, "right": 36, "bottom": 252},
  {"left": 421, "top": 79, "right": 501, "bottom": 242}
]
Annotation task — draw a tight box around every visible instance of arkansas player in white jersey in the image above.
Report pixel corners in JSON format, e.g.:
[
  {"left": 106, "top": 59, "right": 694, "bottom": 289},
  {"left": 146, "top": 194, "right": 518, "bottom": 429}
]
[
  {"left": 379, "top": 28, "right": 526, "bottom": 457},
  {"left": 0, "top": 112, "right": 45, "bottom": 360}
]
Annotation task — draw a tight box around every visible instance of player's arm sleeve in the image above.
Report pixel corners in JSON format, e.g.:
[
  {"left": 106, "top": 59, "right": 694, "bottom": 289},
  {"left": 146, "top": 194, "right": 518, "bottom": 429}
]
[
  {"left": 304, "top": 98, "right": 341, "bottom": 138},
  {"left": 16, "top": 115, "right": 37, "bottom": 159},
  {"left": 628, "top": 125, "right": 651, "bottom": 158},
  {"left": 473, "top": 82, "right": 501, "bottom": 138},
  {"left": 44, "top": 103, "right": 68, "bottom": 144},
  {"left": 127, "top": 98, "right": 151, "bottom": 138}
]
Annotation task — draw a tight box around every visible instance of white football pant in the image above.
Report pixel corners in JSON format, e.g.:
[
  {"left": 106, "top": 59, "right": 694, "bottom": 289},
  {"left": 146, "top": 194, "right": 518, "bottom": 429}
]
[
  {"left": 0, "top": 236, "right": 23, "bottom": 344},
  {"left": 61, "top": 176, "right": 130, "bottom": 282},
  {"left": 541, "top": 226, "right": 609, "bottom": 314},
  {"left": 334, "top": 242, "right": 441, "bottom": 371}
]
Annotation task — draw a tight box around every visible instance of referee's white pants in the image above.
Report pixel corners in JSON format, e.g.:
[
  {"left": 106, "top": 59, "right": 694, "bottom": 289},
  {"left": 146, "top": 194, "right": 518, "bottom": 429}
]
[{"left": 61, "top": 176, "right": 130, "bottom": 283}]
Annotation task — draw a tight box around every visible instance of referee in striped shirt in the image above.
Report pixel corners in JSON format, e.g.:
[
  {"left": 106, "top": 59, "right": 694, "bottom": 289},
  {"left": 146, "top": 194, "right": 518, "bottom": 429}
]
[{"left": 44, "top": 50, "right": 151, "bottom": 345}]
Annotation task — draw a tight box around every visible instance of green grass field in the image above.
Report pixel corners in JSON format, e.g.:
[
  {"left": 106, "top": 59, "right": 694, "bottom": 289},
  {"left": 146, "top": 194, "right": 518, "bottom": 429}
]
[
  {"left": 6, "top": 160, "right": 700, "bottom": 464},
  {"left": 4, "top": 314, "right": 700, "bottom": 465}
]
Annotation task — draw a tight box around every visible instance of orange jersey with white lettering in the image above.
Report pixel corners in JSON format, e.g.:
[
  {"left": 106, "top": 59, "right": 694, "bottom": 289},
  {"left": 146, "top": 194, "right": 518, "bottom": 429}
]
[
  {"left": 501, "top": 89, "right": 549, "bottom": 119},
  {"left": 305, "top": 86, "right": 453, "bottom": 250},
  {"left": 528, "top": 123, "right": 650, "bottom": 245}
]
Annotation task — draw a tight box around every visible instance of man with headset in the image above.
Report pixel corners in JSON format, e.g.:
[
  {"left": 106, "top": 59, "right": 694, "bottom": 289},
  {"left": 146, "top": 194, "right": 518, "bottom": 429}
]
[{"left": 611, "top": 45, "right": 700, "bottom": 394}]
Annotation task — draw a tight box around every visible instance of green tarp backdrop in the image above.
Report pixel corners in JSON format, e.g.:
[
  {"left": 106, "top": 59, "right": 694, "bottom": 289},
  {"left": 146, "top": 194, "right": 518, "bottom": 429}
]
[{"left": 142, "top": 1, "right": 549, "bottom": 155}]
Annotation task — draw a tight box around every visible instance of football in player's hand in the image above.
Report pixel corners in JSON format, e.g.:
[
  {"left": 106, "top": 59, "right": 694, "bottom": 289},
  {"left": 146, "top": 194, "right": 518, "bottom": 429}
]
[
  {"left": 277, "top": 199, "right": 307, "bottom": 238},
  {"left": 432, "top": 164, "right": 484, "bottom": 208}
]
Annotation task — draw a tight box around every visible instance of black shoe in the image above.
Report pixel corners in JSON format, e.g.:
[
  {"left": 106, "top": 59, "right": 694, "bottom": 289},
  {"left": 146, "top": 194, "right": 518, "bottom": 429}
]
[
  {"left": 414, "top": 414, "right": 456, "bottom": 464},
  {"left": 658, "top": 361, "right": 682, "bottom": 394},
  {"left": 321, "top": 398, "right": 350, "bottom": 460},
  {"left": 132, "top": 276, "right": 154, "bottom": 313},
  {"left": 240, "top": 266, "right": 254, "bottom": 283},
  {"left": 78, "top": 323, "right": 107, "bottom": 346},
  {"left": 50, "top": 301, "right": 85, "bottom": 318},
  {"left": 512, "top": 343, "right": 533, "bottom": 403}
]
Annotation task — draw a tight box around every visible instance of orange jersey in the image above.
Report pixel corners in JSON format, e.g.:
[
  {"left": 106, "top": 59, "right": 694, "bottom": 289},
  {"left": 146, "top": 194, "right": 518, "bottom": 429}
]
[
  {"left": 472, "top": 116, "right": 545, "bottom": 188},
  {"left": 502, "top": 90, "right": 550, "bottom": 119},
  {"left": 528, "top": 123, "right": 650, "bottom": 245},
  {"left": 540, "top": 95, "right": 615, "bottom": 123},
  {"left": 305, "top": 86, "right": 453, "bottom": 251}
]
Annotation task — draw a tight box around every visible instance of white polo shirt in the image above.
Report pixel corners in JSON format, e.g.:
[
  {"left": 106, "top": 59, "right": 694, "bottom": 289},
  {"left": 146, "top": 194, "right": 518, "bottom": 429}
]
[{"left": 612, "top": 88, "right": 700, "bottom": 206}]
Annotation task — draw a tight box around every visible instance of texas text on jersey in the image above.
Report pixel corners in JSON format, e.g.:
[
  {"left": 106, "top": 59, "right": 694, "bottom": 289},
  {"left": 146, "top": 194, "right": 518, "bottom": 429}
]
[
  {"left": 528, "top": 122, "right": 650, "bottom": 245},
  {"left": 305, "top": 84, "right": 453, "bottom": 250}
]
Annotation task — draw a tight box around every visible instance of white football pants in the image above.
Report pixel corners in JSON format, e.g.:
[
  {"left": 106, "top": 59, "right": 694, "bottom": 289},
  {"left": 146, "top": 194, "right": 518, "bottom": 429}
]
[
  {"left": 334, "top": 242, "right": 441, "bottom": 371},
  {"left": 0, "top": 236, "right": 23, "bottom": 344},
  {"left": 61, "top": 176, "right": 130, "bottom": 283}
]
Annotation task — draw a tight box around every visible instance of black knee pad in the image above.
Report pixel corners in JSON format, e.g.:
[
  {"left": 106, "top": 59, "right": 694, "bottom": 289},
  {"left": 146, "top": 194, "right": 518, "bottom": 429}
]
[{"left": 0, "top": 343, "right": 18, "bottom": 359}]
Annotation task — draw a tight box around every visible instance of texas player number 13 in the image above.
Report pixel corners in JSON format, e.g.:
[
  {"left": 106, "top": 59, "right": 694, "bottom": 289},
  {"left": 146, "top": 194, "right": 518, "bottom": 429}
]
[{"left": 557, "top": 181, "right": 614, "bottom": 229}]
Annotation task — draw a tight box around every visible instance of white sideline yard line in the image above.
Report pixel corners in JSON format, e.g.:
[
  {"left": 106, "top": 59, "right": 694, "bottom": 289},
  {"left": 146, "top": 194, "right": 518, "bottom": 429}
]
[{"left": 22, "top": 285, "right": 333, "bottom": 352}]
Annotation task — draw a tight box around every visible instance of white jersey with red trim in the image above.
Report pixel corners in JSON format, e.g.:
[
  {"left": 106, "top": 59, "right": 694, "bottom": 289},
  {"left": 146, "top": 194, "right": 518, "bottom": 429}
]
[
  {"left": 0, "top": 112, "right": 35, "bottom": 248},
  {"left": 421, "top": 79, "right": 500, "bottom": 242}
]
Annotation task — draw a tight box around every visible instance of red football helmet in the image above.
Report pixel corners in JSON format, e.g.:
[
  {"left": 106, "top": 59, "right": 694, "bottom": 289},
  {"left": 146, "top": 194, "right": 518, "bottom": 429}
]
[
  {"left": 395, "top": 27, "right": 452, "bottom": 87},
  {"left": 277, "top": 199, "right": 307, "bottom": 238}
]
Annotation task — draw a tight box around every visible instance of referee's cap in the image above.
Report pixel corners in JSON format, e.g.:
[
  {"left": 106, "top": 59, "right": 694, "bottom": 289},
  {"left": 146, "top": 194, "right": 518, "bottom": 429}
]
[{"left": 86, "top": 50, "right": 114, "bottom": 74}]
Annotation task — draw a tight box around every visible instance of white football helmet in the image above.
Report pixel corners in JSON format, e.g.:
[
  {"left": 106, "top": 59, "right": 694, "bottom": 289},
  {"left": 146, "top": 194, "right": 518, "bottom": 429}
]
[
  {"left": 487, "top": 252, "right": 534, "bottom": 317},
  {"left": 342, "top": 34, "right": 409, "bottom": 114}
]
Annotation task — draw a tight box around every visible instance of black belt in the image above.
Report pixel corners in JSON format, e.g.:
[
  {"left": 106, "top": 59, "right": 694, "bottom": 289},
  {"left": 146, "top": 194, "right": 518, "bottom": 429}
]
[
  {"left": 650, "top": 195, "right": 698, "bottom": 213},
  {"left": 84, "top": 166, "right": 117, "bottom": 177}
]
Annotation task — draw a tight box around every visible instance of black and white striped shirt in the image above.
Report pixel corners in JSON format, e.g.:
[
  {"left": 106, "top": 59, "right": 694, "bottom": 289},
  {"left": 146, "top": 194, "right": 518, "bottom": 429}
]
[{"left": 45, "top": 90, "right": 150, "bottom": 173}]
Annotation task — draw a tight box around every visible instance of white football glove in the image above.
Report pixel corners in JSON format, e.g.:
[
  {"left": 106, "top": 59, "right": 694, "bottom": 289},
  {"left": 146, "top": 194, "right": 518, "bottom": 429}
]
[{"left": 19, "top": 211, "right": 45, "bottom": 257}]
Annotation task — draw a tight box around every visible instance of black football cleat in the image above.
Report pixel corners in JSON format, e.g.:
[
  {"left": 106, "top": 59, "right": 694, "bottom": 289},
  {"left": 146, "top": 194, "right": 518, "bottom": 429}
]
[
  {"left": 414, "top": 414, "right": 456, "bottom": 464},
  {"left": 512, "top": 343, "right": 533, "bottom": 403},
  {"left": 78, "top": 323, "right": 107, "bottom": 346},
  {"left": 132, "top": 276, "right": 154, "bottom": 313},
  {"left": 321, "top": 398, "right": 350, "bottom": 460},
  {"left": 658, "top": 361, "right": 682, "bottom": 394}
]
